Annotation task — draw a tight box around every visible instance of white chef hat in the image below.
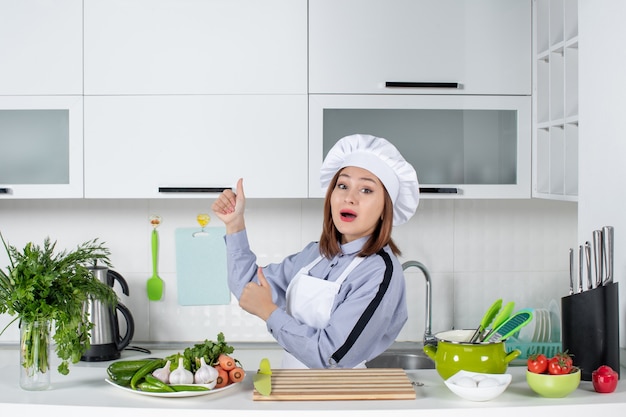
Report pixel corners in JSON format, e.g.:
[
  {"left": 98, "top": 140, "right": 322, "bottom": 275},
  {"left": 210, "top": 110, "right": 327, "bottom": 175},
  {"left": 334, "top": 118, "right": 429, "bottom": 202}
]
[{"left": 320, "top": 134, "right": 419, "bottom": 226}]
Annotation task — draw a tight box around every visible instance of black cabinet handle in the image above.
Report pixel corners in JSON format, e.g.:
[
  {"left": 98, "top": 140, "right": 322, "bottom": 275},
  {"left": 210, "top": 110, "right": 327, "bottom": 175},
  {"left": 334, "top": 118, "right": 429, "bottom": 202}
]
[
  {"left": 419, "top": 187, "right": 458, "bottom": 194},
  {"left": 0, "top": 188, "right": 12, "bottom": 194},
  {"left": 158, "top": 187, "right": 230, "bottom": 193},
  {"left": 386, "top": 81, "right": 460, "bottom": 89}
]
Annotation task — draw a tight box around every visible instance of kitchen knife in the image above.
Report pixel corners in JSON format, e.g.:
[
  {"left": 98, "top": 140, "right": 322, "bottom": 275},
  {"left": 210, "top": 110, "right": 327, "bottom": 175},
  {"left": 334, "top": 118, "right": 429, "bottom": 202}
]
[
  {"left": 602, "top": 226, "right": 614, "bottom": 285},
  {"left": 578, "top": 245, "right": 584, "bottom": 293},
  {"left": 585, "top": 241, "right": 593, "bottom": 290},
  {"left": 568, "top": 248, "right": 574, "bottom": 295},
  {"left": 593, "top": 230, "right": 603, "bottom": 287}
]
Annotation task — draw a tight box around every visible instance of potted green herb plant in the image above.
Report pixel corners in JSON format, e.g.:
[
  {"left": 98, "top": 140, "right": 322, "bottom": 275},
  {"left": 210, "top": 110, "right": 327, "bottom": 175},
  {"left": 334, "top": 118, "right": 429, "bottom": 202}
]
[{"left": 0, "top": 232, "right": 118, "bottom": 390}]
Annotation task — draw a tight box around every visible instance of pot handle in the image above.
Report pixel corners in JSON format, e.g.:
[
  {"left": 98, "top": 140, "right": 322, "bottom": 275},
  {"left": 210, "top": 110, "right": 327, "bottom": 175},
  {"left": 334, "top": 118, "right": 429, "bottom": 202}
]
[
  {"left": 504, "top": 348, "right": 521, "bottom": 364},
  {"left": 423, "top": 344, "right": 437, "bottom": 360},
  {"left": 114, "top": 302, "right": 135, "bottom": 351}
]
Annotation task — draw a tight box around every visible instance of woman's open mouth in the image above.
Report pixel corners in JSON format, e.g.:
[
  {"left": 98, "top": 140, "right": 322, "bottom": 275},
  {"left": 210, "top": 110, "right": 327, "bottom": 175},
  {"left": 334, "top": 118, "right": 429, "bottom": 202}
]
[{"left": 339, "top": 209, "right": 357, "bottom": 222}]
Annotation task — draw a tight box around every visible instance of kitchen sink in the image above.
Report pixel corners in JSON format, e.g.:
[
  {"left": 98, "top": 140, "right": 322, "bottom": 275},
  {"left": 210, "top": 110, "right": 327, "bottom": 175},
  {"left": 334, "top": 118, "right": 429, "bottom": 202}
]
[{"left": 366, "top": 350, "right": 435, "bottom": 370}]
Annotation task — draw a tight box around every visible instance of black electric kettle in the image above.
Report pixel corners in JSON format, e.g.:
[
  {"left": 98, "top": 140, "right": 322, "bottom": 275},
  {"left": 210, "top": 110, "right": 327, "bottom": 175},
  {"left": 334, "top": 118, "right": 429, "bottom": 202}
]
[{"left": 81, "top": 265, "right": 135, "bottom": 362}]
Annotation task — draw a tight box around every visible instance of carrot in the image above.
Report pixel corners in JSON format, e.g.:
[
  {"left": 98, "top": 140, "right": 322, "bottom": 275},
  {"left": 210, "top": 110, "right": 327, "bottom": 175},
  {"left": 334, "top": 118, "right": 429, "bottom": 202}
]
[
  {"left": 228, "top": 367, "right": 245, "bottom": 383},
  {"left": 217, "top": 354, "right": 236, "bottom": 371},
  {"left": 214, "top": 366, "right": 229, "bottom": 388}
]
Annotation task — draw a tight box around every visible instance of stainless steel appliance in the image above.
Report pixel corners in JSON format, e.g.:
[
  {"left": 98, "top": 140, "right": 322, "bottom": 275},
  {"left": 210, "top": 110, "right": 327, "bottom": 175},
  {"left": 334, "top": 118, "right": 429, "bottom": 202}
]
[{"left": 81, "top": 266, "right": 135, "bottom": 361}]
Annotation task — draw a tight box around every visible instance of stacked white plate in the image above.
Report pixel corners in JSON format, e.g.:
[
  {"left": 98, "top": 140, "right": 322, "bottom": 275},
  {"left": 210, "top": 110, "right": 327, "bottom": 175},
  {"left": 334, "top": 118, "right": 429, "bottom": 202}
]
[{"left": 517, "top": 303, "right": 560, "bottom": 343}]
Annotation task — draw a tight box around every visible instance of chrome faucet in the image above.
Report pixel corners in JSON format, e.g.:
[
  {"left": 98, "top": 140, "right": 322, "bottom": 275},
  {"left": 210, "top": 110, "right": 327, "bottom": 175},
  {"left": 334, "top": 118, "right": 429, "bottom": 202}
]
[{"left": 402, "top": 260, "right": 436, "bottom": 346}]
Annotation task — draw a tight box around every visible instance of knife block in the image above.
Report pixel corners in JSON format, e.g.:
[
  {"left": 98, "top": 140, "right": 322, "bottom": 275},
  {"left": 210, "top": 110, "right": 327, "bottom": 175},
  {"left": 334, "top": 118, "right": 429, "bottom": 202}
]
[{"left": 561, "top": 282, "right": 620, "bottom": 381}]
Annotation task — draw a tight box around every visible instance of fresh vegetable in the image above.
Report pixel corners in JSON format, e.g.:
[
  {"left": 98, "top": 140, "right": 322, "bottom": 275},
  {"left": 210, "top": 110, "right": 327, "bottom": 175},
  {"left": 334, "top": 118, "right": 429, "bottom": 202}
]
[
  {"left": 592, "top": 365, "right": 618, "bottom": 393},
  {"left": 218, "top": 354, "right": 236, "bottom": 371},
  {"left": 130, "top": 358, "right": 166, "bottom": 390},
  {"left": 0, "top": 234, "right": 117, "bottom": 376},
  {"left": 253, "top": 358, "right": 272, "bottom": 396},
  {"left": 215, "top": 366, "right": 229, "bottom": 388},
  {"left": 548, "top": 352, "right": 573, "bottom": 375},
  {"left": 228, "top": 367, "right": 245, "bottom": 383},
  {"left": 144, "top": 374, "right": 175, "bottom": 392},
  {"left": 165, "top": 332, "right": 234, "bottom": 374},
  {"left": 108, "top": 359, "right": 154, "bottom": 375},
  {"left": 152, "top": 359, "right": 172, "bottom": 384},
  {"left": 194, "top": 357, "right": 218, "bottom": 387},
  {"left": 169, "top": 357, "right": 194, "bottom": 384},
  {"left": 106, "top": 334, "right": 243, "bottom": 393},
  {"left": 527, "top": 353, "right": 548, "bottom": 374}
]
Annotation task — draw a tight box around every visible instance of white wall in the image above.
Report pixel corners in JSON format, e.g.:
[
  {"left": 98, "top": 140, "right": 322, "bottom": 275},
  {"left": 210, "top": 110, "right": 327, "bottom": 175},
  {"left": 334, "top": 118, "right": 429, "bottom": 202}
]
[
  {"left": 0, "top": 197, "right": 576, "bottom": 345},
  {"left": 579, "top": 0, "right": 626, "bottom": 346}
]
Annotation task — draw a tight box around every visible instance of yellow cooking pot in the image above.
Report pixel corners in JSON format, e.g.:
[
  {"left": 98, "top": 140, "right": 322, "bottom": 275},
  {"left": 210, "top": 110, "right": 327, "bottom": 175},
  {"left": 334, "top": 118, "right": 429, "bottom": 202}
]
[{"left": 423, "top": 329, "right": 521, "bottom": 380}]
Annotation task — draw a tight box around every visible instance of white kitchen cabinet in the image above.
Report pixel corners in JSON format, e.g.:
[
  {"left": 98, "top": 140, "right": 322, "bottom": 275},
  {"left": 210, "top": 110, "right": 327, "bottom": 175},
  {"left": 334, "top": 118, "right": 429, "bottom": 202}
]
[
  {"left": 84, "top": 0, "right": 307, "bottom": 95},
  {"left": 309, "top": 0, "right": 531, "bottom": 95},
  {"left": 84, "top": 95, "right": 308, "bottom": 198},
  {"left": 0, "top": 0, "right": 82, "bottom": 95},
  {"left": 0, "top": 96, "right": 84, "bottom": 198},
  {"left": 533, "top": 0, "right": 578, "bottom": 201},
  {"left": 309, "top": 95, "right": 531, "bottom": 199}
]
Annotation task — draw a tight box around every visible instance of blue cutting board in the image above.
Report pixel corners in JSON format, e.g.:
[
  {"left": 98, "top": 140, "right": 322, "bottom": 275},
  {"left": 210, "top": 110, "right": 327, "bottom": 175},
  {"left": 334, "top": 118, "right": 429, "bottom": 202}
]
[{"left": 175, "top": 227, "right": 231, "bottom": 305}]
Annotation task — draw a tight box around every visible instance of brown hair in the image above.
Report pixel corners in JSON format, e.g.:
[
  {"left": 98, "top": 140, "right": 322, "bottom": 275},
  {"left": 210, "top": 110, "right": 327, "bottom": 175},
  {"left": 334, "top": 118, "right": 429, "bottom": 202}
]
[{"left": 318, "top": 169, "right": 401, "bottom": 258}]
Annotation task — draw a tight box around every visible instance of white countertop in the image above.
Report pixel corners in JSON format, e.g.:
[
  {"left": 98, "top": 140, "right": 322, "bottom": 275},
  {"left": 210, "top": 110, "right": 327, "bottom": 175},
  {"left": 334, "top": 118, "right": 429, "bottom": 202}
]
[{"left": 1, "top": 344, "right": 625, "bottom": 416}]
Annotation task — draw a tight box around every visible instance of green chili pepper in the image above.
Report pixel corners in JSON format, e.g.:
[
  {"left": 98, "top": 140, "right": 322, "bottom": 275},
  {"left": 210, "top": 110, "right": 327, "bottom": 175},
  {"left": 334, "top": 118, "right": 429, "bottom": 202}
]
[
  {"left": 170, "top": 384, "right": 210, "bottom": 392},
  {"left": 130, "top": 358, "right": 166, "bottom": 390}
]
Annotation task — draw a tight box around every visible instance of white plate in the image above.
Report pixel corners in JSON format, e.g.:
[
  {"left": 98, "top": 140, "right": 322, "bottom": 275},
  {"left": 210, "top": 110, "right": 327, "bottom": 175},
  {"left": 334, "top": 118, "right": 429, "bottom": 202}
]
[{"left": 105, "top": 378, "right": 239, "bottom": 398}]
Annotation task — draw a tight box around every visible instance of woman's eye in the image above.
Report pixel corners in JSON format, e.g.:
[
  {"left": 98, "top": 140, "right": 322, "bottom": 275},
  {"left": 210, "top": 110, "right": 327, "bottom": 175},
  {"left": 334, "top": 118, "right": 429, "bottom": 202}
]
[
  {"left": 337, "top": 183, "right": 347, "bottom": 190},
  {"left": 360, "top": 187, "right": 373, "bottom": 194}
]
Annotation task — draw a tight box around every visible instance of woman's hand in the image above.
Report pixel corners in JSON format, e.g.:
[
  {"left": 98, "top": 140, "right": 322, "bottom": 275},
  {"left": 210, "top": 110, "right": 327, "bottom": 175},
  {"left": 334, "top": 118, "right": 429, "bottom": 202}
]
[
  {"left": 211, "top": 178, "right": 246, "bottom": 234},
  {"left": 239, "top": 267, "right": 278, "bottom": 321}
]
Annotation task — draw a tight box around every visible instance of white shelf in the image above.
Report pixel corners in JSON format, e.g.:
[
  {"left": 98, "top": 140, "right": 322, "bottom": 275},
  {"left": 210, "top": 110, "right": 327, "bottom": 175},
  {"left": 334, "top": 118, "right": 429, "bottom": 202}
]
[{"left": 532, "top": 0, "right": 579, "bottom": 201}]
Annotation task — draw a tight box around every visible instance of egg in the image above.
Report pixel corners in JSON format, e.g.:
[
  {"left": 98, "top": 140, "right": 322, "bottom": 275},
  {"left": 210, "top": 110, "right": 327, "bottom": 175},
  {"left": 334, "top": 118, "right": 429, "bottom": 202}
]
[
  {"left": 455, "top": 376, "right": 478, "bottom": 388},
  {"left": 478, "top": 377, "right": 500, "bottom": 388}
]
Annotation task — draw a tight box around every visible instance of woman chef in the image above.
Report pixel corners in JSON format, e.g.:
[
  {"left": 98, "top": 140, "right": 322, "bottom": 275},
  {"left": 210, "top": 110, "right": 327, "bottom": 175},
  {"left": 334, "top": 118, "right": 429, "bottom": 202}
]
[{"left": 211, "top": 134, "right": 420, "bottom": 368}]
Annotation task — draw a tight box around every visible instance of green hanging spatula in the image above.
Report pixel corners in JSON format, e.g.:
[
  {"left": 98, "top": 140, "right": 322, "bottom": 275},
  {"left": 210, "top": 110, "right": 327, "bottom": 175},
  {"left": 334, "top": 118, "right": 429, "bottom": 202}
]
[
  {"left": 468, "top": 299, "right": 502, "bottom": 343},
  {"left": 147, "top": 215, "right": 164, "bottom": 301}
]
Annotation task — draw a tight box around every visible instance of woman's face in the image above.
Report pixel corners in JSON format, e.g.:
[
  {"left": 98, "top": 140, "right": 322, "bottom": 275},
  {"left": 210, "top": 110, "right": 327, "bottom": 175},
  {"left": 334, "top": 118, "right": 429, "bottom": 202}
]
[{"left": 330, "top": 166, "right": 386, "bottom": 243}]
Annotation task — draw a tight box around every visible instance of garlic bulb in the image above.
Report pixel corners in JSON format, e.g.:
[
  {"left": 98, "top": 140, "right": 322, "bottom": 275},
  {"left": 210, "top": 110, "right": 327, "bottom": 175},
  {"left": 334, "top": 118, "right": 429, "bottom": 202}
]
[
  {"left": 169, "top": 357, "right": 194, "bottom": 385},
  {"left": 194, "top": 357, "right": 218, "bottom": 388},
  {"left": 152, "top": 359, "right": 172, "bottom": 384}
]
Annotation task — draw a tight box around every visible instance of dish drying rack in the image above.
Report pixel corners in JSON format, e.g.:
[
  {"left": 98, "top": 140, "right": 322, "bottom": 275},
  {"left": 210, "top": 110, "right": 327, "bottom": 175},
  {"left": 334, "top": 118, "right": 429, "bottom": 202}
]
[{"left": 506, "top": 338, "right": 562, "bottom": 360}]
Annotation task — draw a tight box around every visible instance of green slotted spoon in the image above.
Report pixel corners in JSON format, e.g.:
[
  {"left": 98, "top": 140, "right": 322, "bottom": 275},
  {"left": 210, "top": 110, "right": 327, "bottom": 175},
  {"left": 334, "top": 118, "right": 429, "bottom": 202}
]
[{"left": 147, "top": 215, "right": 164, "bottom": 301}]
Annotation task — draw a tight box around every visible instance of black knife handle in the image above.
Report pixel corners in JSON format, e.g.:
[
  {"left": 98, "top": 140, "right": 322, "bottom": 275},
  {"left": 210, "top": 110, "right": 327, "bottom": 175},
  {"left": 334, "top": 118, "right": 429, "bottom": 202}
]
[
  {"left": 386, "top": 81, "right": 460, "bottom": 89},
  {"left": 158, "top": 187, "right": 230, "bottom": 193},
  {"left": 0, "top": 188, "right": 12, "bottom": 194}
]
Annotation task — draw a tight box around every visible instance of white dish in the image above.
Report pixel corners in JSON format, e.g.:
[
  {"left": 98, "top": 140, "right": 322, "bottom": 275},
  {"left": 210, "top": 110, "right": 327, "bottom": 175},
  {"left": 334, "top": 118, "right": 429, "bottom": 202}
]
[
  {"left": 444, "top": 370, "right": 512, "bottom": 402},
  {"left": 105, "top": 378, "right": 239, "bottom": 398}
]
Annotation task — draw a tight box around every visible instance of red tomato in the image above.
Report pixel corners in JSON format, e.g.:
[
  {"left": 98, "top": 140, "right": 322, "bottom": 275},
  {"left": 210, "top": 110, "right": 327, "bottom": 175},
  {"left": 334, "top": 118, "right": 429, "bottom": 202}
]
[
  {"left": 548, "top": 355, "right": 573, "bottom": 375},
  {"left": 592, "top": 365, "right": 618, "bottom": 393},
  {"left": 527, "top": 353, "right": 548, "bottom": 374}
]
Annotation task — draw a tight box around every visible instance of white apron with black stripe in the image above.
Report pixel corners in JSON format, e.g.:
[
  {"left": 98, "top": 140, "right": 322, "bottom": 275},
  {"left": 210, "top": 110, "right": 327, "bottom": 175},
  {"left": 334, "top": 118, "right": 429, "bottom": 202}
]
[{"left": 281, "top": 255, "right": 365, "bottom": 369}]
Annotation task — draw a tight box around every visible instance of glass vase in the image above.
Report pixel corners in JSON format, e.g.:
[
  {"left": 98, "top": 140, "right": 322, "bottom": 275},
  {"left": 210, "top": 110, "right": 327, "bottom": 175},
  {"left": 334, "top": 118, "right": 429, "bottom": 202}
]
[{"left": 19, "top": 319, "right": 51, "bottom": 390}]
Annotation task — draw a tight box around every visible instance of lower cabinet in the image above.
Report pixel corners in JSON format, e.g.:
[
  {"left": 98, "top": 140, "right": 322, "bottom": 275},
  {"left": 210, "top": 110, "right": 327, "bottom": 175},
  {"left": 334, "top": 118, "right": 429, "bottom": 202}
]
[{"left": 84, "top": 95, "right": 308, "bottom": 198}]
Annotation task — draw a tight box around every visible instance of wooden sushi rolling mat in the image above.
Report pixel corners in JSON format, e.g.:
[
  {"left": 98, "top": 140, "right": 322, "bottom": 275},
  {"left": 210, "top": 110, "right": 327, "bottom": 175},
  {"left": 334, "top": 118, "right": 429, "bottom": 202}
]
[{"left": 252, "top": 368, "right": 416, "bottom": 401}]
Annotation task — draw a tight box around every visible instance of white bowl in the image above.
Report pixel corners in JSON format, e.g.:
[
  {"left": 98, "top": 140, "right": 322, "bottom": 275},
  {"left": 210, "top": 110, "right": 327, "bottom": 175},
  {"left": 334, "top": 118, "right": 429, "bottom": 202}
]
[{"left": 444, "top": 370, "right": 512, "bottom": 402}]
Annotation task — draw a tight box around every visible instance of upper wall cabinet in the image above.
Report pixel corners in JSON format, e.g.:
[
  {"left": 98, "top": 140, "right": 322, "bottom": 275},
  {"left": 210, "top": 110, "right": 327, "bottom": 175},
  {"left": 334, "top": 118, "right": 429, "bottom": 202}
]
[
  {"left": 0, "top": 0, "right": 82, "bottom": 95},
  {"left": 0, "top": 96, "right": 84, "bottom": 198},
  {"left": 309, "top": 0, "right": 531, "bottom": 95},
  {"left": 84, "top": 95, "right": 308, "bottom": 199},
  {"left": 83, "top": 0, "right": 307, "bottom": 95}
]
